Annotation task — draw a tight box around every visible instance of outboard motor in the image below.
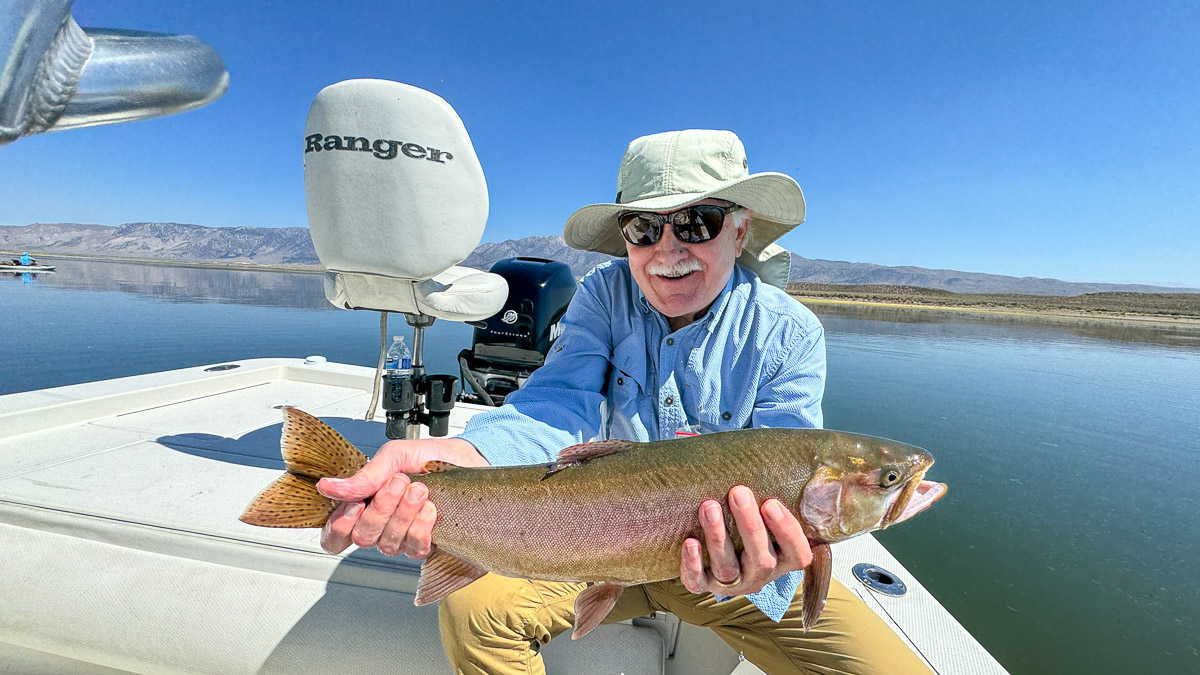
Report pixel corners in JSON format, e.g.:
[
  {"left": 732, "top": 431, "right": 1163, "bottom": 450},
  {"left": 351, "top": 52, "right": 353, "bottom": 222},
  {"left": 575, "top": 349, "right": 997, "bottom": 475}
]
[{"left": 459, "top": 257, "right": 576, "bottom": 406}]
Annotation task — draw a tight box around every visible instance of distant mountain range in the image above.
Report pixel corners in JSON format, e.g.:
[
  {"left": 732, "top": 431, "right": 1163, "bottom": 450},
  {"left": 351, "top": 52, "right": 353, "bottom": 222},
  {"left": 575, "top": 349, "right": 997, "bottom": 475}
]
[
  {"left": 3, "top": 222, "right": 1195, "bottom": 296},
  {"left": 0, "top": 222, "right": 317, "bottom": 266}
]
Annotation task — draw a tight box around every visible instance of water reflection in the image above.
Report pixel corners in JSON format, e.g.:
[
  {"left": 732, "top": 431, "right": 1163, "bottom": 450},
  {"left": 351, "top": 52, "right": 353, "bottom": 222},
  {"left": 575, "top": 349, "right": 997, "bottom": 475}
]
[
  {"left": 18, "top": 258, "right": 1200, "bottom": 351},
  {"left": 31, "top": 258, "right": 331, "bottom": 309},
  {"left": 807, "top": 301, "right": 1200, "bottom": 350}
]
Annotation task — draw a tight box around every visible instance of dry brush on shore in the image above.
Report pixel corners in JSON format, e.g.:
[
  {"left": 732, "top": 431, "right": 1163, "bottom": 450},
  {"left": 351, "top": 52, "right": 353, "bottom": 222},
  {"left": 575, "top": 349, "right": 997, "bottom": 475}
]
[{"left": 787, "top": 283, "right": 1200, "bottom": 321}]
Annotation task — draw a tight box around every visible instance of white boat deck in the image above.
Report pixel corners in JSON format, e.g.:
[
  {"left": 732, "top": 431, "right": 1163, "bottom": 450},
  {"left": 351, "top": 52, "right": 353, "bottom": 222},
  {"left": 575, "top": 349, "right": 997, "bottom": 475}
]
[{"left": 0, "top": 358, "right": 1007, "bottom": 674}]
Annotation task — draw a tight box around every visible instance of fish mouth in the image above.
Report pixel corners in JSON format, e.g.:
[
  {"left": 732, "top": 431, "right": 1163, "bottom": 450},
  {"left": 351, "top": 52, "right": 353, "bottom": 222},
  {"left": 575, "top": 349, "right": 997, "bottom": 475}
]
[{"left": 883, "top": 478, "right": 947, "bottom": 528}]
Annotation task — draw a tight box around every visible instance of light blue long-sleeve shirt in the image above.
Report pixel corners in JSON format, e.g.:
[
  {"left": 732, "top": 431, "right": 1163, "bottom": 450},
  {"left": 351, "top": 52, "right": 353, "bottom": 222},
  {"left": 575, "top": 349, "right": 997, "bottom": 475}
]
[{"left": 458, "top": 259, "right": 826, "bottom": 621}]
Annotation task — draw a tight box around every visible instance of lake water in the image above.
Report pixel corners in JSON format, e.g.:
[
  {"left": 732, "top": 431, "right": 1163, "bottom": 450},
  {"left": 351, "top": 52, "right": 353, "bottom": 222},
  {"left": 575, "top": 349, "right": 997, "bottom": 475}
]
[{"left": 3, "top": 259, "right": 1199, "bottom": 674}]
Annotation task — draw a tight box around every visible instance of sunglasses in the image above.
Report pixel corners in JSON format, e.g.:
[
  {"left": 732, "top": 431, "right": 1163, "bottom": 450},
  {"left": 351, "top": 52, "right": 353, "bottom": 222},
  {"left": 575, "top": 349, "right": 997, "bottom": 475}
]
[{"left": 617, "top": 203, "right": 740, "bottom": 247}]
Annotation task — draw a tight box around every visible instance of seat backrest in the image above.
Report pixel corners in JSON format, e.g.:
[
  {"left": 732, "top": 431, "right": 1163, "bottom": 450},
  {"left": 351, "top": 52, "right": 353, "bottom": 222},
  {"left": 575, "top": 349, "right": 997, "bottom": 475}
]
[{"left": 304, "top": 79, "right": 488, "bottom": 285}]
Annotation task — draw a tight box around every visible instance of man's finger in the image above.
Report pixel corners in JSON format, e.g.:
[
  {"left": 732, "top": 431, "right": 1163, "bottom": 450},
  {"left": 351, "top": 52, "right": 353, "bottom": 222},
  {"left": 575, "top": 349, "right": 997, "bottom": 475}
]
[
  {"left": 316, "top": 441, "right": 414, "bottom": 501},
  {"left": 376, "top": 481, "right": 428, "bottom": 556},
  {"left": 700, "top": 499, "right": 740, "bottom": 585},
  {"left": 321, "top": 501, "right": 363, "bottom": 554},
  {"left": 679, "top": 538, "right": 707, "bottom": 593},
  {"left": 317, "top": 459, "right": 401, "bottom": 501},
  {"left": 729, "top": 486, "right": 775, "bottom": 586},
  {"left": 762, "top": 498, "right": 812, "bottom": 571},
  {"left": 349, "top": 474, "right": 409, "bottom": 549},
  {"left": 404, "top": 500, "right": 438, "bottom": 559}
]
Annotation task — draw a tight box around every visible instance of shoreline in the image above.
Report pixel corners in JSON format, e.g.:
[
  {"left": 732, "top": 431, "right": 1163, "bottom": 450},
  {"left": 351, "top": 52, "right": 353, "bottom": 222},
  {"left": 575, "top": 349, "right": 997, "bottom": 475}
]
[
  {"left": 12, "top": 250, "right": 1200, "bottom": 328},
  {"left": 791, "top": 295, "right": 1200, "bottom": 328},
  {"left": 7, "top": 251, "right": 325, "bottom": 275}
]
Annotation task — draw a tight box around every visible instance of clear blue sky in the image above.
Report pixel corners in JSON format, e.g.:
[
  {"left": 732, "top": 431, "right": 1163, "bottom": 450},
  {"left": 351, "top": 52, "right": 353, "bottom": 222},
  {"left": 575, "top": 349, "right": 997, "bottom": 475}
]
[{"left": 2, "top": 1, "right": 1197, "bottom": 286}]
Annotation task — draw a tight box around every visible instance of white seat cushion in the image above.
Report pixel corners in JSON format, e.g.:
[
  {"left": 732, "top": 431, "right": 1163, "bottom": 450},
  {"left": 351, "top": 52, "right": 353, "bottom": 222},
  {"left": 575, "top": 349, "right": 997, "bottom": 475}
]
[{"left": 323, "top": 266, "right": 508, "bottom": 322}]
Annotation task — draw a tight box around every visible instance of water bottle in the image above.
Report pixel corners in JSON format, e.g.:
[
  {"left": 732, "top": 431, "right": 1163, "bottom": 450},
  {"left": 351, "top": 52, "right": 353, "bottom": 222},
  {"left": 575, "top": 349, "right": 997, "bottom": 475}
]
[{"left": 385, "top": 335, "right": 412, "bottom": 379}]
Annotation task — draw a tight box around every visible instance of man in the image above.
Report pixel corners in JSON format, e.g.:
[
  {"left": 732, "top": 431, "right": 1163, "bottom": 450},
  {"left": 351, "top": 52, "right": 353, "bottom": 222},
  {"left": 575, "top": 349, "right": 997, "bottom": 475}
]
[
  {"left": 19, "top": 252, "right": 33, "bottom": 266},
  {"left": 318, "top": 130, "right": 931, "bottom": 674}
]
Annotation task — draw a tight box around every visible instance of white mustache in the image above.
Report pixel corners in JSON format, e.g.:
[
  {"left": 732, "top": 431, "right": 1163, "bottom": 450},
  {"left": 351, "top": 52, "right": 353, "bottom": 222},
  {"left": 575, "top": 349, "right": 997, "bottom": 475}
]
[{"left": 647, "top": 259, "right": 704, "bottom": 278}]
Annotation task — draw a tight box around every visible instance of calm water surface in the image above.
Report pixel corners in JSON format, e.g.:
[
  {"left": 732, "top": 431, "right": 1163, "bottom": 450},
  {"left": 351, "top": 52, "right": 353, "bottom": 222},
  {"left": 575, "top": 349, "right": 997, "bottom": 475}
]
[{"left": 3, "top": 260, "right": 1199, "bottom": 674}]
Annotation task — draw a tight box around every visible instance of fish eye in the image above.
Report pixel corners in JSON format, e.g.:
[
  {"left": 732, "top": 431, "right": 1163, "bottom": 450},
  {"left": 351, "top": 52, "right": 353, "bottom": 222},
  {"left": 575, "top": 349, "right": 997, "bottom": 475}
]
[{"left": 880, "top": 468, "right": 902, "bottom": 487}]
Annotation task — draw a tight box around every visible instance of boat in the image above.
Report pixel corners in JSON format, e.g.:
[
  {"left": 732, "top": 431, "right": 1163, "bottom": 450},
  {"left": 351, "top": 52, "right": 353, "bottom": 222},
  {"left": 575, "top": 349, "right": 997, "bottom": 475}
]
[
  {"left": 1, "top": 264, "right": 55, "bottom": 272},
  {"left": 0, "top": 78, "right": 1009, "bottom": 674},
  {"left": 0, "top": 357, "right": 1005, "bottom": 675}
]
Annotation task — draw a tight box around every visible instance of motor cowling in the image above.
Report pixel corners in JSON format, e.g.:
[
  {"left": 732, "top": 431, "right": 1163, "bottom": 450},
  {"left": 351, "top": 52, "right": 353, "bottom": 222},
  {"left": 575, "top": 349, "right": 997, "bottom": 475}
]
[{"left": 459, "top": 257, "right": 576, "bottom": 405}]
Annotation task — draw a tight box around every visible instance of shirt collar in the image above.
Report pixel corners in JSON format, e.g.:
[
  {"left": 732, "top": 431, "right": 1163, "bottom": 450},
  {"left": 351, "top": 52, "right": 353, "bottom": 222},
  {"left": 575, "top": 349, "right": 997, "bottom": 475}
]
[{"left": 702, "top": 265, "right": 745, "bottom": 332}]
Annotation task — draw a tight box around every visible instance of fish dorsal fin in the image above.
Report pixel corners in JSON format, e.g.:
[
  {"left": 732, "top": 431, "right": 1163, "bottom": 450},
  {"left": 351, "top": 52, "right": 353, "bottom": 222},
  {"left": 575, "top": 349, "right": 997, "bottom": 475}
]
[
  {"left": 422, "top": 460, "right": 459, "bottom": 473},
  {"left": 800, "top": 541, "right": 833, "bottom": 631},
  {"left": 544, "top": 439, "right": 635, "bottom": 479},
  {"left": 239, "top": 473, "right": 336, "bottom": 528},
  {"left": 572, "top": 582, "right": 625, "bottom": 639},
  {"left": 414, "top": 549, "right": 487, "bottom": 606},
  {"left": 280, "top": 406, "right": 368, "bottom": 480}
]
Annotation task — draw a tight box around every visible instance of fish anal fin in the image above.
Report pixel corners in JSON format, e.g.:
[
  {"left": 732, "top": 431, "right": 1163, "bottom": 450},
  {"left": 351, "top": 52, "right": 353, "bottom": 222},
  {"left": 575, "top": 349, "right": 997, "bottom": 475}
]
[
  {"left": 280, "top": 407, "right": 369, "bottom": 480},
  {"left": 422, "top": 460, "right": 459, "bottom": 473},
  {"left": 572, "top": 582, "right": 625, "bottom": 639},
  {"left": 800, "top": 541, "right": 833, "bottom": 631},
  {"left": 544, "top": 440, "right": 635, "bottom": 479},
  {"left": 414, "top": 549, "right": 487, "bottom": 606},
  {"left": 239, "top": 472, "right": 336, "bottom": 528}
]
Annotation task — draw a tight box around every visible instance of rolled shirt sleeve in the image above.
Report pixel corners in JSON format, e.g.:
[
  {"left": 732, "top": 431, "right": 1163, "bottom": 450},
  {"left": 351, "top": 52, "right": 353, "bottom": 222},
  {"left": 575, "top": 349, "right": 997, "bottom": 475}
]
[{"left": 458, "top": 266, "right": 615, "bottom": 466}]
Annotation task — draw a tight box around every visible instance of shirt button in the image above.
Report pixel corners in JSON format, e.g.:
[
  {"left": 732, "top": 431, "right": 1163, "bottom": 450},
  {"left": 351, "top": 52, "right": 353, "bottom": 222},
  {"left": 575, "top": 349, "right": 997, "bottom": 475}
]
[
  {"left": 664, "top": 396, "right": 674, "bottom": 406},
  {"left": 617, "top": 377, "right": 624, "bottom": 386},
  {"left": 666, "top": 338, "right": 675, "bottom": 346},
  {"left": 722, "top": 411, "right": 732, "bottom": 421}
]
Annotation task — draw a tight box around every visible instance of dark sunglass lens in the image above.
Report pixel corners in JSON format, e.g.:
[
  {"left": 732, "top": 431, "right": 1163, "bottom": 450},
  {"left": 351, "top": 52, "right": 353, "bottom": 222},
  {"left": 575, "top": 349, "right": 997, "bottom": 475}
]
[
  {"left": 619, "top": 213, "right": 662, "bottom": 246},
  {"left": 674, "top": 206, "right": 726, "bottom": 243}
]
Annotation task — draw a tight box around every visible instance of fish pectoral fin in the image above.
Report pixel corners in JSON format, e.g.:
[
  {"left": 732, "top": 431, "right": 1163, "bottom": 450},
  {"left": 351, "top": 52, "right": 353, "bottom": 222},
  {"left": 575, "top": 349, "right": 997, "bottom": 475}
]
[
  {"left": 544, "top": 440, "right": 636, "bottom": 479},
  {"left": 800, "top": 542, "right": 833, "bottom": 631},
  {"left": 239, "top": 472, "right": 335, "bottom": 528},
  {"left": 280, "top": 407, "right": 369, "bottom": 480},
  {"left": 414, "top": 549, "right": 487, "bottom": 606},
  {"left": 422, "top": 460, "right": 459, "bottom": 473},
  {"left": 572, "top": 582, "right": 625, "bottom": 640}
]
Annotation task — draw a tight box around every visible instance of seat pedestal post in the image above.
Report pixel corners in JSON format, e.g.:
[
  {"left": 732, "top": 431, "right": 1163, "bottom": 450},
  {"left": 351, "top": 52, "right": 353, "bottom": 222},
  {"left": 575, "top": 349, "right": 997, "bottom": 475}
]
[{"left": 382, "top": 314, "right": 459, "bottom": 440}]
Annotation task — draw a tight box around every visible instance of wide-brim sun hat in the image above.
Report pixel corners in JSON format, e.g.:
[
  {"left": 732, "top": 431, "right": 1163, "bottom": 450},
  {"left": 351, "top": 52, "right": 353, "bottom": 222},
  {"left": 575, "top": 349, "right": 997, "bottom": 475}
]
[{"left": 563, "top": 130, "right": 806, "bottom": 267}]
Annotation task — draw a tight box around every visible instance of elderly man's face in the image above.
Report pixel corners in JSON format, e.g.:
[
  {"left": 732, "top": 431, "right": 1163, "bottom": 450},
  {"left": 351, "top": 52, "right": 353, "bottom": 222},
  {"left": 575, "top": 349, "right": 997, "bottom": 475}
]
[{"left": 625, "top": 199, "right": 748, "bottom": 330}]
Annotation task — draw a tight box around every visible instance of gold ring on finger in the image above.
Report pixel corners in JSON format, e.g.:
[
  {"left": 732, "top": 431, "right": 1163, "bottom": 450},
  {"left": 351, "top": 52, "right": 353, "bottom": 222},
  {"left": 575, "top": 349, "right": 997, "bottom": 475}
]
[{"left": 715, "top": 574, "right": 742, "bottom": 590}]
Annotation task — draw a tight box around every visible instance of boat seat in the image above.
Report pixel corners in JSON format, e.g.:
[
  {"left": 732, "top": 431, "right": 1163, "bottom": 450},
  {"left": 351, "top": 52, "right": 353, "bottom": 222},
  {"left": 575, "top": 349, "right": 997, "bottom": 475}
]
[{"left": 304, "top": 79, "right": 507, "bottom": 321}]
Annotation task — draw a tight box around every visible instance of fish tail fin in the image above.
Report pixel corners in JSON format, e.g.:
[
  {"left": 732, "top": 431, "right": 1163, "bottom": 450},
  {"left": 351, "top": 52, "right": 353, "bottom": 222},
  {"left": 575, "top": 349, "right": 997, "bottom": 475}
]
[
  {"left": 279, "top": 406, "right": 369, "bottom": 478},
  {"left": 239, "top": 407, "right": 368, "bottom": 529},
  {"left": 414, "top": 549, "right": 487, "bottom": 606},
  {"left": 572, "top": 582, "right": 625, "bottom": 639},
  {"left": 800, "top": 542, "right": 832, "bottom": 631},
  {"left": 239, "top": 472, "right": 336, "bottom": 528}
]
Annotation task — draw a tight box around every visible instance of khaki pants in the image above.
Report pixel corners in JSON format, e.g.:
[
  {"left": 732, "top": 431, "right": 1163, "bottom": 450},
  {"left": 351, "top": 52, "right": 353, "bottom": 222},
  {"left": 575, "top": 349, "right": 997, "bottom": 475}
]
[{"left": 438, "top": 573, "right": 933, "bottom": 675}]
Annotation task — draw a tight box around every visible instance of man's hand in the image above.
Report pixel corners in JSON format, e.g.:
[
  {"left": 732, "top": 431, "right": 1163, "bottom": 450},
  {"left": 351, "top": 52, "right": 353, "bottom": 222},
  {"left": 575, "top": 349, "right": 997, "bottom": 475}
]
[
  {"left": 317, "top": 437, "right": 488, "bottom": 558},
  {"left": 680, "top": 485, "right": 813, "bottom": 596}
]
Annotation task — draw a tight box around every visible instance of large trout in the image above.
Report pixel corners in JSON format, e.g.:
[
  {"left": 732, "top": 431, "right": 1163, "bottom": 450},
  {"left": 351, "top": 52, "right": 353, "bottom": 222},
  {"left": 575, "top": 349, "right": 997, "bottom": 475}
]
[{"left": 240, "top": 407, "right": 946, "bottom": 638}]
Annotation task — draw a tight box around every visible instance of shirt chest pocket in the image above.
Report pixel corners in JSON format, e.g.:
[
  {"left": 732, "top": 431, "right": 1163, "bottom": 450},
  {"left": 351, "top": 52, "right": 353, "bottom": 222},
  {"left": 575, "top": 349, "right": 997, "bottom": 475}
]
[
  {"left": 683, "top": 370, "right": 749, "bottom": 433},
  {"left": 609, "top": 367, "right": 642, "bottom": 408}
]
